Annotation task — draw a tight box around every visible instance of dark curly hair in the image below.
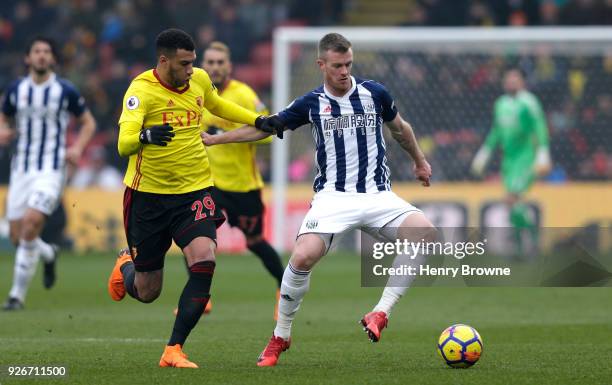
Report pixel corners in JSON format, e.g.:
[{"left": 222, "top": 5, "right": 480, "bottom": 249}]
[{"left": 156, "top": 28, "right": 195, "bottom": 58}]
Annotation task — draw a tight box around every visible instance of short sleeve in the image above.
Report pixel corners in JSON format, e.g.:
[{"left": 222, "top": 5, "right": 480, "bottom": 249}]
[
  {"left": 277, "top": 95, "right": 310, "bottom": 130},
  {"left": 377, "top": 83, "right": 398, "bottom": 122},
  {"left": 1, "top": 81, "right": 19, "bottom": 117},
  {"left": 118, "top": 82, "right": 147, "bottom": 125},
  {"left": 60, "top": 80, "right": 87, "bottom": 117}
]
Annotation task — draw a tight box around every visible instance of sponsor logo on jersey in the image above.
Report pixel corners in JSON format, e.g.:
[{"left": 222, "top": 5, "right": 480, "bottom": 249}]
[{"left": 162, "top": 110, "right": 202, "bottom": 126}]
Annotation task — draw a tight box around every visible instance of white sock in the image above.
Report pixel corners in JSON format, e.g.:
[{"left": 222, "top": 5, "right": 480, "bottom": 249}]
[
  {"left": 373, "top": 252, "right": 423, "bottom": 316},
  {"left": 8, "top": 239, "right": 40, "bottom": 302},
  {"left": 273, "top": 264, "right": 311, "bottom": 340},
  {"left": 36, "top": 238, "right": 55, "bottom": 263}
]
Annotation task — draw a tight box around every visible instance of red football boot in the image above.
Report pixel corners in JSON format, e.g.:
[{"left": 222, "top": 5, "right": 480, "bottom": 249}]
[
  {"left": 360, "top": 311, "right": 388, "bottom": 342},
  {"left": 256, "top": 334, "right": 291, "bottom": 367}
]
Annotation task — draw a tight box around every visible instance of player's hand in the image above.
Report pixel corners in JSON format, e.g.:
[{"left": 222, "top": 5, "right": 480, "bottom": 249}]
[
  {"left": 201, "top": 131, "right": 217, "bottom": 146},
  {"left": 0, "top": 127, "right": 14, "bottom": 146},
  {"left": 534, "top": 147, "right": 552, "bottom": 177},
  {"left": 206, "top": 125, "right": 223, "bottom": 135},
  {"left": 414, "top": 159, "right": 432, "bottom": 187},
  {"left": 65, "top": 145, "right": 83, "bottom": 166},
  {"left": 255, "top": 115, "right": 285, "bottom": 139},
  {"left": 139, "top": 124, "right": 175, "bottom": 146},
  {"left": 470, "top": 147, "right": 490, "bottom": 177}
]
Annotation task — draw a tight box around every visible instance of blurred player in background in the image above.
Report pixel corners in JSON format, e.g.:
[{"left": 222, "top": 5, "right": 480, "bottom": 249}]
[
  {"left": 107, "top": 28, "right": 282, "bottom": 368},
  {"left": 201, "top": 41, "right": 284, "bottom": 319},
  {"left": 203, "top": 32, "right": 435, "bottom": 367},
  {"left": 471, "top": 69, "right": 551, "bottom": 249},
  {"left": 0, "top": 37, "right": 96, "bottom": 311}
]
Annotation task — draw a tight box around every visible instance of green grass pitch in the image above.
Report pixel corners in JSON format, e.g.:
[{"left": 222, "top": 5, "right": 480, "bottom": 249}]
[{"left": 0, "top": 251, "right": 611, "bottom": 385}]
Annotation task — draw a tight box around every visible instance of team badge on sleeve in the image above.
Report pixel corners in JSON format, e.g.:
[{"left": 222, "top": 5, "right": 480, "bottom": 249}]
[{"left": 126, "top": 96, "right": 140, "bottom": 110}]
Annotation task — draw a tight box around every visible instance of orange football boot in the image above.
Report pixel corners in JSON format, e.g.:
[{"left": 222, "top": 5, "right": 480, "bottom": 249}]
[
  {"left": 159, "top": 344, "right": 198, "bottom": 368},
  {"left": 107, "top": 248, "right": 132, "bottom": 301}
]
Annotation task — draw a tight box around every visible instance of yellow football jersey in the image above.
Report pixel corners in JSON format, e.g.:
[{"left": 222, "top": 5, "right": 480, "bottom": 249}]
[
  {"left": 118, "top": 68, "right": 259, "bottom": 194},
  {"left": 203, "top": 79, "right": 271, "bottom": 192}
]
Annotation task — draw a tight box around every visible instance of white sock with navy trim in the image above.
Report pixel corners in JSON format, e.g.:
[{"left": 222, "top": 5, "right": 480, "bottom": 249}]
[
  {"left": 9, "top": 239, "right": 40, "bottom": 302},
  {"left": 273, "top": 263, "right": 311, "bottom": 339}
]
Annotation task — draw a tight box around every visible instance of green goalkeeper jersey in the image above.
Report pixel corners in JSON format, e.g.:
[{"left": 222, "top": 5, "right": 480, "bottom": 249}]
[{"left": 484, "top": 90, "right": 549, "bottom": 192}]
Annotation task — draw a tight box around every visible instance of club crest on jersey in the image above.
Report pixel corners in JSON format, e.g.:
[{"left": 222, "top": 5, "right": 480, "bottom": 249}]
[
  {"left": 305, "top": 219, "right": 319, "bottom": 230},
  {"left": 126, "top": 96, "right": 139, "bottom": 110},
  {"left": 364, "top": 103, "right": 375, "bottom": 112},
  {"left": 196, "top": 96, "right": 203, "bottom": 107}
]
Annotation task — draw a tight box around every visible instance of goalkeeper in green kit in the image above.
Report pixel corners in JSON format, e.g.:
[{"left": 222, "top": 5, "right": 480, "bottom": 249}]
[{"left": 471, "top": 69, "right": 551, "bottom": 247}]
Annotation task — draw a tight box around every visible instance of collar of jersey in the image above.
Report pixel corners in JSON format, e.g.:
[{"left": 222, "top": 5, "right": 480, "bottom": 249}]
[
  {"left": 27, "top": 72, "right": 56, "bottom": 87},
  {"left": 153, "top": 69, "right": 190, "bottom": 94},
  {"left": 323, "top": 75, "right": 356, "bottom": 101}
]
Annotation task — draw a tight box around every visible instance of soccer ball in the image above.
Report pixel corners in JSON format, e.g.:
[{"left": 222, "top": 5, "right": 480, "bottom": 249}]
[{"left": 437, "top": 324, "right": 483, "bottom": 368}]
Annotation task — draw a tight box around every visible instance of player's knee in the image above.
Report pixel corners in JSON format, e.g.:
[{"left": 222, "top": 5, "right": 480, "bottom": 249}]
[
  {"left": 20, "top": 212, "right": 45, "bottom": 240},
  {"left": 246, "top": 235, "right": 263, "bottom": 247},
  {"left": 9, "top": 232, "right": 19, "bottom": 247},
  {"left": 398, "top": 213, "right": 437, "bottom": 243},
  {"left": 289, "top": 249, "right": 318, "bottom": 271}
]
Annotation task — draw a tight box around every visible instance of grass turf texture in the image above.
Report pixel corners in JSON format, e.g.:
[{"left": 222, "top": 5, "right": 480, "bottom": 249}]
[{"left": 0, "top": 251, "right": 611, "bottom": 385}]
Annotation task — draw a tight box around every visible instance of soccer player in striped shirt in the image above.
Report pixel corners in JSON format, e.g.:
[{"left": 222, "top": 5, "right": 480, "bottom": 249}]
[
  {"left": 203, "top": 33, "right": 436, "bottom": 366},
  {"left": 202, "top": 41, "right": 284, "bottom": 319},
  {"left": 106, "top": 29, "right": 282, "bottom": 368},
  {"left": 0, "top": 37, "right": 96, "bottom": 311}
]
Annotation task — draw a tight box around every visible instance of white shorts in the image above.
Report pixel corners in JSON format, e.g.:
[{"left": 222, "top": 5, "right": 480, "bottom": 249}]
[
  {"left": 5, "top": 170, "right": 65, "bottom": 220},
  {"left": 297, "top": 190, "right": 421, "bottom": 238}
]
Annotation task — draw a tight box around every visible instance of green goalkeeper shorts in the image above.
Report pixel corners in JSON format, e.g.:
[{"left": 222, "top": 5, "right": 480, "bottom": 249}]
[{"left": 502, "top": 164, "right": 535, "bottom": 195}]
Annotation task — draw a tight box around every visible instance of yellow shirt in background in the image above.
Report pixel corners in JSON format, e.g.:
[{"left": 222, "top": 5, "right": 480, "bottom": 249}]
[{"left": 203, "top": 79, "right": 271, "bottom": 192}]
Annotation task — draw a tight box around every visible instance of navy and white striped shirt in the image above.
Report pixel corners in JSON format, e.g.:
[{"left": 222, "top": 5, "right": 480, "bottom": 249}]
[
  {"left": 278, "top": 76, "right": 398, "bottom": 193},
  {"left": 1, "top": 73, "right": 86, "bottom": 173}
]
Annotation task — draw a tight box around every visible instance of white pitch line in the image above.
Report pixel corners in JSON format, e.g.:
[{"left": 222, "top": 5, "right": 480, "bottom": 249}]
[{"left": 0, "top": 337, "right": 166, "bottom": 343}]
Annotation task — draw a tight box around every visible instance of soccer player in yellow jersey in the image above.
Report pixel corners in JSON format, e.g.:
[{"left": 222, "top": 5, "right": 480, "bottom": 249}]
[
  {"left": 202, "top": 42, "right": 284, "bottom": 319},
  {"left": 106, "top": 29, "right": 283, "bottom": 368}
]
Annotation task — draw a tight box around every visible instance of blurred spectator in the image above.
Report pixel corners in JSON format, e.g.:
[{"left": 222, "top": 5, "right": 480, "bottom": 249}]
[
  {"left": 71, "top": 146, "right": 124, "bottom": 190},
  {"left": 0, "top": 0, "right": 610, "bottom": 184}
]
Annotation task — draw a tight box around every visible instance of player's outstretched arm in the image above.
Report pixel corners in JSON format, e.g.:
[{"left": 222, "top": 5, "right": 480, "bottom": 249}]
[
  {"left": 202, "top": 125, "right": 271, "bottom": 146},
  {"left": 530, "top": 97, "right": 552, "bottom": 177},
  {"left": 471, "top": 113, "right": 500, "bottom": 177},
  {"left": 66, "top": 110, "right": 96, "bottom": 166},
  {"left": 0, "top": 113, "right": 15, "bottom": 146},
  {"left": 386, "top": 113, "right": 431, "bottom": 187}
]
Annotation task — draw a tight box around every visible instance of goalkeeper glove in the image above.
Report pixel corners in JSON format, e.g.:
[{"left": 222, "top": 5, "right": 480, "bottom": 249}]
[
  {"left": 534, "top": 146, "right": 552, "bottom": 176},
  {"left": 255, "top": 115, "right": 285, "bottom": 139},
  {"left": 139, "top": 124, "right": 175, "bottom": 146},
  {"left": 470, "top": 147, "right": 491, "bottom": 177}
]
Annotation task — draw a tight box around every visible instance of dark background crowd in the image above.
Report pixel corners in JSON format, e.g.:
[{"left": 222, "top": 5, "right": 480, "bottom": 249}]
[{"left": 0, "top": 0, "right": 610, "bottom": 186}]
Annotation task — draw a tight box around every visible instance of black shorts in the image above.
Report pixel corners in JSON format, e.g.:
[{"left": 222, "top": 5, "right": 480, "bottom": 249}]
[
  {"left": 210, "top": 187, "right": 264, "bottom": 237},
  {"left": 123, "top": 187, "right": 225, "bottom": 272}
]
